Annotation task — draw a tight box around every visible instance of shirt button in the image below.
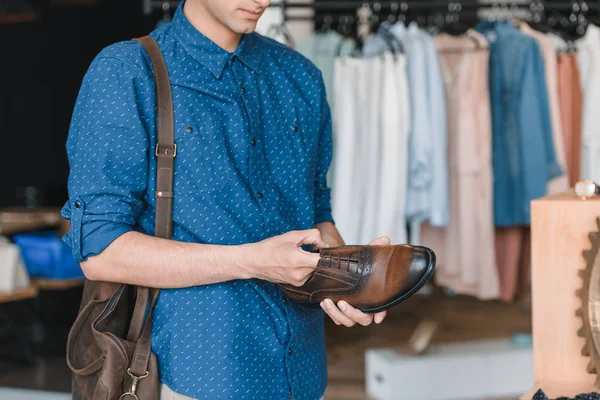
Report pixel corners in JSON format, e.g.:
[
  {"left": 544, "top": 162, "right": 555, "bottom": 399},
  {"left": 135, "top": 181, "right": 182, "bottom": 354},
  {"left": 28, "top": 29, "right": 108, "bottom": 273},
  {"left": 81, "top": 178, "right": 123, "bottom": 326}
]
[
  {"left": 251, "top": 139, "right": 257, "bottom": 146},
  {"left": 288, "top": 348, "right": 293, "bottom": 355},
  {"left": 186, "top": 126, "right": 193, "bottom": 133},
  {"left": 257, "top": 192, "right": 264, "bottom": 199},
  {"left": 282, "top": 298, "right": 288, "bottom": 304},
  {"left": 292, "top": 126, "right": 299, "bottom": 133},
  {"left": 74, "top": 201, "right": 81, "bottom": 208},
  {"left": 240, "top": 87, "right": 246, "bottom": 93},
  {"left": 231, "top": 55, "right": 237, "bottom": 62}
]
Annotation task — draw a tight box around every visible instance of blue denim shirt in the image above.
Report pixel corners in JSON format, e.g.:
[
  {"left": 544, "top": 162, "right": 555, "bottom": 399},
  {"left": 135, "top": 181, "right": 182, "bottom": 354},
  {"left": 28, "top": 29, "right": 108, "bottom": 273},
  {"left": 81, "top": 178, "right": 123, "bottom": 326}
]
[
  {"left": 60, "top": 2, "right": 333, "bottom": 399},
  {"left": 476, "top": 21, "right": 562, "bottom": 226}
]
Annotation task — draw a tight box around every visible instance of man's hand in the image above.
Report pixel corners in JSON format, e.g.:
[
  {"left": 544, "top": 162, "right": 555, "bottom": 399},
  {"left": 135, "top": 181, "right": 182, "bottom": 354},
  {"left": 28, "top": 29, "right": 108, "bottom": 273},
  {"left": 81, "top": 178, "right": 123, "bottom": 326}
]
[
  {"left": 319, "top": 236, "right": 390, "bottom": 327},
  {"left": 246, "top": 229, "right": 328, "bottom": 286}
]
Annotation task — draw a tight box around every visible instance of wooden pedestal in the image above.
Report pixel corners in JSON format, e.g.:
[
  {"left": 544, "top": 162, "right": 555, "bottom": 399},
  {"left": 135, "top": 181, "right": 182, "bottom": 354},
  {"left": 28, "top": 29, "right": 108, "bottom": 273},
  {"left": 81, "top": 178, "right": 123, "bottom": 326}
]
[{"left": 522, "top": 191, "right": 600, "bottom": 399}]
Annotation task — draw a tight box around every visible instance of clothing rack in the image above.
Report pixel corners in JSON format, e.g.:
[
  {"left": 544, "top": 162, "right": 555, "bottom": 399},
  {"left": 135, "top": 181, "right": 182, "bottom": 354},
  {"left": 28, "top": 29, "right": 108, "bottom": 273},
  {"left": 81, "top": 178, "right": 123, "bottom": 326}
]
[
  {"left": 281, "top": 1, "right": 600, "bottom": 31},
  {"left": 142, "top": 1, "right": 600, "bottom": 15}
]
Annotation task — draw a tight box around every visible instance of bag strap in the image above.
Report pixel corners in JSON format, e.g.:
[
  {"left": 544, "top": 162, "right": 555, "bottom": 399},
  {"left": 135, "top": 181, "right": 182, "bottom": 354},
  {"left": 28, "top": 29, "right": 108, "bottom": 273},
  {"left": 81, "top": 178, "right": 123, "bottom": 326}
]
[
  {"left": 136, "top": 35, "right": 176, "bottom": 240},
  {"left": 123, "top": 35, "right": 175, "bottom": 379}
]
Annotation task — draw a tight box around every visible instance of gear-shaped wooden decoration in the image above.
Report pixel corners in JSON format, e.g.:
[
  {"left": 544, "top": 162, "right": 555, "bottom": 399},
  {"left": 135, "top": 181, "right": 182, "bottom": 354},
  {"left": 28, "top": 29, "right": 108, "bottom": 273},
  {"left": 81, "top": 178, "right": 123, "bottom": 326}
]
[{"left": 577, "top": 216, "right": 600, "bottom": 388}]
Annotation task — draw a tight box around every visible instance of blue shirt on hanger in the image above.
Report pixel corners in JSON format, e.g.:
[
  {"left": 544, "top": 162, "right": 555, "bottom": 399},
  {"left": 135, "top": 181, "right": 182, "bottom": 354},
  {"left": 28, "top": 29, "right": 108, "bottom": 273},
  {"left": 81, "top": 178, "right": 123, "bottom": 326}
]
[
  {"left": 60, "top": 1, "right": 333, "bottom": 399},
  {"left": 476, "top": 21, "right": 562, "bottom": 226}
]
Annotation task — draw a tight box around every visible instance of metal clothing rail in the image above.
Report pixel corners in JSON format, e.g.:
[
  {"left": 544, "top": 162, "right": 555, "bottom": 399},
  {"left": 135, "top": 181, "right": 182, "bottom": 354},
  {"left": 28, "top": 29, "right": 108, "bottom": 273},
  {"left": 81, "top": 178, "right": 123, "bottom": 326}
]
[
  {"left": 142, "top": 1, "right": 600, "bottom": 16},
  {"left": 279, "top": 1, "right": 600, "bottom": 11}
]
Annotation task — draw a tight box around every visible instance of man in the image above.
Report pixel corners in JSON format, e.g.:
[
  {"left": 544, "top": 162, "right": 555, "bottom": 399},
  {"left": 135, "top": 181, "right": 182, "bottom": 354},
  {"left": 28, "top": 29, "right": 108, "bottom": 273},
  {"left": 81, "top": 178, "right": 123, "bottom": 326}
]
[{"left": 61, "top": 1, "right": 388, "bottom": 399}]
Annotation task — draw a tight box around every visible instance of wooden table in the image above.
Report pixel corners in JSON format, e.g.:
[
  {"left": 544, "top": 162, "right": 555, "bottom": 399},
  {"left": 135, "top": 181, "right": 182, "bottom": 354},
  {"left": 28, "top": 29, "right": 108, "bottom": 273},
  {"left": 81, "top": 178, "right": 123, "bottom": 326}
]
[
  {"left": 0, "top": 286, "right": 39, "bottom": 304},
  {"left": 0, "top": 207, "right": 64, "bottom": 236},
  {"left": 32, "top": 278, "right": 84, "bottom": 291}
]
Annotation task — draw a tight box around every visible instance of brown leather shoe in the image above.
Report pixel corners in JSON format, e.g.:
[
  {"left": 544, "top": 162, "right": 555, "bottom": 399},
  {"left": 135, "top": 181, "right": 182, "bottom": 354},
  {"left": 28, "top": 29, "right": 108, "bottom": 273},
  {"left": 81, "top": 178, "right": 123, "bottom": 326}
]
[{"left": 278, "top": 244, "right": 436, "bottom": 313}]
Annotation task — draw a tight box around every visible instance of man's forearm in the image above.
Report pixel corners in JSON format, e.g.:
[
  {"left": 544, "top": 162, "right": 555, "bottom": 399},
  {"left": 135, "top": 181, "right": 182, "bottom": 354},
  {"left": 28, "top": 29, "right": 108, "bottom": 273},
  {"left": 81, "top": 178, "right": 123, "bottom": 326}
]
[
  {"left": 80, "top": 231, "right": 253, "bottom": 288},
  {"left": 315, "top": 221, "right": 345, "bottom": 248}
]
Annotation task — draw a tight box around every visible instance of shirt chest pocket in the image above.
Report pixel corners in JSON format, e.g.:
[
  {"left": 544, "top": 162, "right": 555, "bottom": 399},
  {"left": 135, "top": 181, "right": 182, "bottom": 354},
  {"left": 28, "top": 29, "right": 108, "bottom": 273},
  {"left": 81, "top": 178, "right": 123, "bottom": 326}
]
[
  {"left": 173, "top": 124, "right": 233, "bottom": 196},
  {"left": 269, "top": 107, "right": 320, "bottom": 192}
]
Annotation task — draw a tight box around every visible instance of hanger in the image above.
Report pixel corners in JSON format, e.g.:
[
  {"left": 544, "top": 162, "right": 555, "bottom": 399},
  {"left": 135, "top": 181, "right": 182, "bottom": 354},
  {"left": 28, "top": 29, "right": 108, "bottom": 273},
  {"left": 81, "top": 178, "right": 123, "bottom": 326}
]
[
  {"left": 387, "top": 0, "right": 399, "bottom": 23},
  {"left": 551, "top": 1, "right": 588, "bottom": 44},
  {"left": 526, "top": 0, "right": 551, "bottom": 33},
  {"left": 378, "top": 22, "right": 404, "bottom": 55},
  {"left": 320, "top": 15, "right": 333, "bottom": 34},
  {"left": 335, "top": 15, "right": 359, "bottom": 57},
  {"left": 435, "top": 2, "right": 485, "bottom": 55},
  {"left": 439, "top": 1, "right": 470, "bottom": 36},
  {"left": 266, "top": 20, "right": 296, "bottom": 48}
]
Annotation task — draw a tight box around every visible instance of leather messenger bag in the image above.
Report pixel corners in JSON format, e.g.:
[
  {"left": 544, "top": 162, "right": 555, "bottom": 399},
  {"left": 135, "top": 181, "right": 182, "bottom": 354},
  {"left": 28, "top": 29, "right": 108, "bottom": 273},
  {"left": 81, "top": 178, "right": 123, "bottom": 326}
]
[{"left": 66, "top": 36, "right": 175, "bottom": 400}]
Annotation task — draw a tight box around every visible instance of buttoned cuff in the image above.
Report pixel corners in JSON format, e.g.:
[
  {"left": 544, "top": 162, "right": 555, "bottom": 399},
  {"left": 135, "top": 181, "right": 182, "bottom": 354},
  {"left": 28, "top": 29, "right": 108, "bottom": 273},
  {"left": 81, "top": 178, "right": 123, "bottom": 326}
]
[
  {"left": 77, "top": 221, "right": 133, "bottom": 263},
  {"left": 66, "top": 197, "right": 134, "bottom": 263}
]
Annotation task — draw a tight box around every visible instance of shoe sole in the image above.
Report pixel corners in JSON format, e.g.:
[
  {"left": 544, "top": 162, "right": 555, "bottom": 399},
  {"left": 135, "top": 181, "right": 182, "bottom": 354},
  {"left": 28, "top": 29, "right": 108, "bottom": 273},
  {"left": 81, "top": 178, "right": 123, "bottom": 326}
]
[{"left": 357, "top": 248, "right": 437, "bottom": 314}]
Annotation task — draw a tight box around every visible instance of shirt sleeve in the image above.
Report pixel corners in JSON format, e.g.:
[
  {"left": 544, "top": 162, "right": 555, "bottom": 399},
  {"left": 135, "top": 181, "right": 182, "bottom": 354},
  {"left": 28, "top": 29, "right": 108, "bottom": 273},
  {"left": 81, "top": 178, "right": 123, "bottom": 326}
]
[
  {"left": 60, "top": 55, "right": 151, "bottom": 263},
  {"left": 313, "top": 71, "right": 335, "bottom": 226}
]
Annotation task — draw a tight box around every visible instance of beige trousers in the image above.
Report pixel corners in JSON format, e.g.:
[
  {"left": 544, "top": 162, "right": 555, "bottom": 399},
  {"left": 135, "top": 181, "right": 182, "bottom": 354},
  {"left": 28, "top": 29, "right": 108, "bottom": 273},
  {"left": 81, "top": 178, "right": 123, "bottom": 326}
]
[{"left": 161, "top": 384, "right": 324, "bottom": 400}]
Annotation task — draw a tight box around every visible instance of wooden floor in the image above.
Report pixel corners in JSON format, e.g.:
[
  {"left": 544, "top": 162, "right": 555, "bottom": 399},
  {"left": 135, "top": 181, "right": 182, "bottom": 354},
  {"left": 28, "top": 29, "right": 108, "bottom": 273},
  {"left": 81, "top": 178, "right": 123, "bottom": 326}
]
[
  {"left": 0, "top": 288, "right": 531, "bottom": 399},
  {"left": 323, "top": 288, "right": 532, "bottom": 400}
]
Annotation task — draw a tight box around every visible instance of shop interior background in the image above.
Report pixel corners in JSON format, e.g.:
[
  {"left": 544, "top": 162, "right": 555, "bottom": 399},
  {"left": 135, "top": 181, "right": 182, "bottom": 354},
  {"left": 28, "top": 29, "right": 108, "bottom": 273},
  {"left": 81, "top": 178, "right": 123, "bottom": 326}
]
[{"left": 1, "top": 0, "right": 597, "bottom": 399}]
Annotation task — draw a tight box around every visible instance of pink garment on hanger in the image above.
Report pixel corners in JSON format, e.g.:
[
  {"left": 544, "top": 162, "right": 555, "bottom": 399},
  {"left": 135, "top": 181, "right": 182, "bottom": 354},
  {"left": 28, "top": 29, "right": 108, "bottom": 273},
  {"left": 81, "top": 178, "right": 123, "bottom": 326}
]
[
  {"left": 495, "top": 226, "right": 531, "bottom": 302},
  {"left": 421, "top": 30, "right": 499, "bottom": 300},
  {"left": 558, "top": 53, "right": 583, "bottom": 187}
]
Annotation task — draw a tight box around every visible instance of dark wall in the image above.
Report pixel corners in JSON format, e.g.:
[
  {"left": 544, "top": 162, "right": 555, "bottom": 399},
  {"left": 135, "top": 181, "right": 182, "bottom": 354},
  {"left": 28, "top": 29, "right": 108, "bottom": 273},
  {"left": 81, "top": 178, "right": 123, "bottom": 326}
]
[{"left": 0, "top": 1, "right": 161, "bottom": 208}]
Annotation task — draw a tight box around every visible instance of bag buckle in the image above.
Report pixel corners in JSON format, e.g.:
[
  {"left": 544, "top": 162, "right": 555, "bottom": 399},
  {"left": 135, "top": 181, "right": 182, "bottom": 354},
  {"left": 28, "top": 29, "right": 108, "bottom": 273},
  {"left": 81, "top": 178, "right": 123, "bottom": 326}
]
[
  {"left": 119, "top": 368, "right": 149, "bottom": 400},
  {"left": 155, "top": 143, "right": 177, "bottom": 157}
]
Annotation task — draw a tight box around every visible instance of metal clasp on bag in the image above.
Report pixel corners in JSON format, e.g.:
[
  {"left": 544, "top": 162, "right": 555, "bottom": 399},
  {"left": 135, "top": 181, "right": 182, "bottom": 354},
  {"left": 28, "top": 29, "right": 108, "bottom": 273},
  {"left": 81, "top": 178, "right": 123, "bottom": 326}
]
[
  {"left": 119, "top": 368, "right": 149, "bottom": 400},
  {"left": 155, "top": 143, "right": 177, "bottom": 157}
]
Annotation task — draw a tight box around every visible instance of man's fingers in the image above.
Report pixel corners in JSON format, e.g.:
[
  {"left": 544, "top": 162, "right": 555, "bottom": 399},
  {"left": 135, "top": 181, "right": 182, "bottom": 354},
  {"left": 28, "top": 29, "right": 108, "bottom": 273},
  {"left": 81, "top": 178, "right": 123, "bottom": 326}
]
[
  {"left": 337, "top": 301, "right": 374, "bottom": 326},
  {"left": 374, "top": 310, "right": 387, "bottom": 324},
  {"left": 297, "top": 228, "right": 329, "bottom": 250},
  {"left": 321, "top": 299, "right": 356, "bottom": 327},
  {"left": 368, "top": 236, "right": 391, "bottom": 246}
]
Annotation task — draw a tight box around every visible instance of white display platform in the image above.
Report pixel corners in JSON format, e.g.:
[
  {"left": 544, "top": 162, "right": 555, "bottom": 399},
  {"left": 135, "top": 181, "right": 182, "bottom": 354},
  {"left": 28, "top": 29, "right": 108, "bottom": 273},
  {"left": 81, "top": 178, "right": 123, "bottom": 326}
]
[
  {"left": 0, "top": 388, "right": 70, "bottom": 400},
  {"left": 366, "top": 339, "right": 533, "bottom": 400}
]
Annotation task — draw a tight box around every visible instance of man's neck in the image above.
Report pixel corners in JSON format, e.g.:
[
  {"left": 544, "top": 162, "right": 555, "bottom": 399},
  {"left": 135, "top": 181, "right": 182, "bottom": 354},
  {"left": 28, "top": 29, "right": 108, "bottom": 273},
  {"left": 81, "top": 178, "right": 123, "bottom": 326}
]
[{"left": 183, "top": 1, "right": 242, "bottom": 53}]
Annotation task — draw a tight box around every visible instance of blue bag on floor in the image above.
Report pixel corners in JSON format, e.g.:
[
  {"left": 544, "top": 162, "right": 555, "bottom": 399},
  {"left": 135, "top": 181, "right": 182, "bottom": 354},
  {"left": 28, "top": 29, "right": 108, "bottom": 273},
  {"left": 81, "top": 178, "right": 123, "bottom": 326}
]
[{"left": 12, "top": 230, "right": 83, "bottom": 279}]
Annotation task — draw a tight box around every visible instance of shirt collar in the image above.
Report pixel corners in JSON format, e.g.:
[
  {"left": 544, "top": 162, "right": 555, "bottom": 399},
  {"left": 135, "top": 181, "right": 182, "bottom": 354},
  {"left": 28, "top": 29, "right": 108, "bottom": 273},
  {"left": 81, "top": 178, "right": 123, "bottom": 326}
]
[{"left": 171, "top": 1, "right": 262, "bottom": 79}]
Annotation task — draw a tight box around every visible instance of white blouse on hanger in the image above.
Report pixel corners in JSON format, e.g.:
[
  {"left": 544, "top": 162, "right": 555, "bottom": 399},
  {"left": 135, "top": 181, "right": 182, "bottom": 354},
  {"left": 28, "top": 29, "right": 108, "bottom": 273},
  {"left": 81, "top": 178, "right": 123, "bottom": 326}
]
[
  {"left": 576, "top": 24, "right": 600, "bottom": 184},
  {"left": 330, "top": 53, "right": 410, "bottom": 245}
]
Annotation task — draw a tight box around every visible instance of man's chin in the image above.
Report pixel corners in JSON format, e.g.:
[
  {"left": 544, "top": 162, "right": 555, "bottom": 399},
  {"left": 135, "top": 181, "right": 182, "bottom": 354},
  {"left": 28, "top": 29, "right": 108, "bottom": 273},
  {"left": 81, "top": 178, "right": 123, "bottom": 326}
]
[{"left": 229, "top": 20, "right": 259, "bottom": 35}]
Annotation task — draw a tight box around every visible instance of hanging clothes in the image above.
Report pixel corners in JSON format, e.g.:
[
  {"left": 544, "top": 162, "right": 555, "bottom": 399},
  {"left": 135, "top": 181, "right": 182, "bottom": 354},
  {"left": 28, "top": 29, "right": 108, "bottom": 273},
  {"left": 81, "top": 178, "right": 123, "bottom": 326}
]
[
  {"left": 476, "top": 21, "right": 561, "bottom": 302},
  {"left": 518, "top": 22, "right": 569, "bottom": 194},
  {"left": 364, "top": 22, "right": 446, "bottom": 245},
  {"left": 557, "top": 52, "right": 583, "bottom": 187},
  {"left": 494, "top": 226, "right": 531, "bottom": 302},
  {"left": 408, "top": 23, "right": 449, "bottom": 232},
  {"left": 330, "top": 54, "right": 410, "bottom": 245},
  {"left": 476, "top": 21, "right": 562, "bottom": 227},
  {"left": 389, "top": 23, "right": 434, "bottom": 246},
  {"left": 371, "top": 54, "right": 410, "bottom": 245},
  {"left": 330, "top": 58, "right": 366, "bottom": 246},
  {"left": 421, "top": 30, "right": 498, "bottom": 300},
  {"left": 297, "top": 31, "right": 356, "bottom": 114},
  {"left": 576, "top": 24, "right": 600, "bottom": 185}
]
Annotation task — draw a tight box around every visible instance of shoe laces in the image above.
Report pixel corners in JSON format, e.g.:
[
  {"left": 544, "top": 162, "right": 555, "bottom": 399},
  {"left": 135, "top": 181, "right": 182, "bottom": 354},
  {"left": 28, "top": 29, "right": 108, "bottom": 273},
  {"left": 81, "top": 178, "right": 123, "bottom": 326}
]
[{"left": 320, "top": 248, "right": 363, "bottom": 276}]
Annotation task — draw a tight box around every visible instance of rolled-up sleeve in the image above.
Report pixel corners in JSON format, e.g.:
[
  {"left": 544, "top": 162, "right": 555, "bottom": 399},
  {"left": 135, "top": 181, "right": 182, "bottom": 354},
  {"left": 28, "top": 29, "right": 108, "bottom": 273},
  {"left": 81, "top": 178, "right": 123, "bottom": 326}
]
[
  {"left": 60, "top": 55, "right": 150, "bottom": 263},
  {"left": 313, "top": 72, "right": 335, "bottom": 226}
]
